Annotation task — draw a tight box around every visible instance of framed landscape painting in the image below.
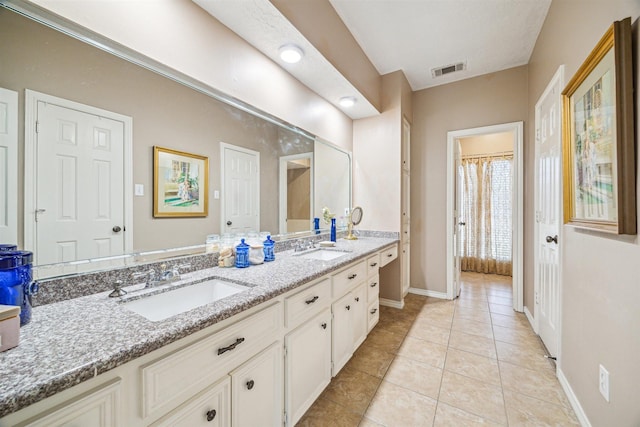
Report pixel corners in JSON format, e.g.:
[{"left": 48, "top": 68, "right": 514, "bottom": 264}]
[
  {"left": 562, "top": 18, "right": 636, "bottom": 235},
  {"left": 153, "top": 146, "right": 209, "bottom": 218}
]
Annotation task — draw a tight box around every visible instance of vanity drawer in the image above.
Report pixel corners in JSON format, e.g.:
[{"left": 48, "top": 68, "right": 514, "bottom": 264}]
[
  {"left": 366, "top": 254, "right": 380, "bottom": 277},
  {"left": 367, "top": 274, "right": 379, "bottom": 303},
  {"left": 379, "top": 245, "right": 398, "bottom": 267},
  {"left": 332, "top": 261, "right": 366, "bottom": 296},
  {"left": 368, "top": 300, "right": 379, "bottom": 332},
  {"left": 140, "top": 303, "right": 281, "bottom": 419},
  {"left": 285, "top": 278, "right": 331, "bottom": 328}
]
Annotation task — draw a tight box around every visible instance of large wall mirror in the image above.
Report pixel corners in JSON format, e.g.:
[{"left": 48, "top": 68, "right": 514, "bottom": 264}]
[{"left": 0, "top": 5, "right": 351, "bottom": 270}]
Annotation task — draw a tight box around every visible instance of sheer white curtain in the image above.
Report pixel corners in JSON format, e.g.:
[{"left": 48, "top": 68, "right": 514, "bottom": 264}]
[{"left": 459, "top": 155, "right": 513, "bottom": 276}]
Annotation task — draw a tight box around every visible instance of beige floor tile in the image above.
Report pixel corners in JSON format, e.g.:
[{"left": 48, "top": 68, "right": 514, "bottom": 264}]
[
  {"left": 492, "top": 324, "right": 541, "bottom": 347},
  {"left": 486, "top": 289, "right": 512, "bottom": 298},
  {"left": 448, "top": 330, "right": 497, "bottom": 359},
  {"left": 499, "top": 361, "right": 571, "bottom": 408},
  {"left": 297, "top": 396, "right": 362, "bottom": 427},
  {"left": 451, "top": 316, "right": 494, "bottom": 339},
  {"left": 365, "top": 381, "right": 437, "bottom": 427},
  {"left": 488, "top": 295, "right": 513, "bottom": 306},
  {"left": 456, "top": 298, "right": 490, "bottom": 311},
  {"left": 454, "top": 306, "right": 493, "bottom": 323},
  {"left": 375, "top": 313, "right": 414, "bottom": 336},
  {"left": 490, "top": 312, "right": 531, "bottom": 330},
  {"left": 346, "top": 342, "right": 395, "bottom": 378},
  {"left": 397, "top": 336, "right": 448, "bottom": 368},
  {"left": 407, "top": 319, "right": 451, "bottom": 346},
  {"left": 439, "top": 371, "right": 507, "bottom": 424},
  {"left": 444, "top": 348, "right": 501, "bottom": 386},
  {"left": 504, "top": 390, "right": 580, "bottom": 426},
  {"left": 320, "top": 366, "right": 382, "bottom": 415},
  {"left": 434, "top": 402, "right": 505, "bottom": 426},
  {"left": 415, "top": 311, "right": 453, "bottom": 330},
  {"left": 495, "top": 341, "right": 555, "bottom": 373},
  {"left": 364, "top": 326, "right": 405, "bottom": 353},
  {"left": 384, "top": 354, "right": 443, "bottom": 399},
  {"left": 489, "top": 303, "right": 516, "bottom": 316},
  {"left": 358, "top": 418, "right": 384, "bottom": 427}
]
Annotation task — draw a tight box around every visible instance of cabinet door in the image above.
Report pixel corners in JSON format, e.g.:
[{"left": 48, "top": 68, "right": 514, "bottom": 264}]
[
  {"left": 352, "top": 283, "right": 367, "bottom": 350},
  {"left": 231, "top": 343, "right": 282, "bottom": 427},
  {"left": 285, "top": 308, "right": 332, "bottom": 426},
  {"left": 331, "top": 292, "right": 354, "bottom": 376},
  {"left": 402, "top": 242, "right": 410, "bottom": 295},
  {"left": 151, "top": 377, "right": 230, "bottom": 427}
]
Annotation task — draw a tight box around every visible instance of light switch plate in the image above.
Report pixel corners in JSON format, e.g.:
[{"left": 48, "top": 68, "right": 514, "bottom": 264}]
[
  {"left": 135, "top": 184, "right": 144, "bottom": 196},
  {"left": 214, "top": 190, "right": 220, "bottom": 200}
]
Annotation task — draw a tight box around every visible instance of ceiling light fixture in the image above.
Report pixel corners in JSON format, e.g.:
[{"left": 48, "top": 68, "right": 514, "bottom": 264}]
[
  {"left": 279, "top": 44, "right": 304, "bottom": 64},
  {"left": 339, "top": 96, "right": 357, "bottom": 108}
]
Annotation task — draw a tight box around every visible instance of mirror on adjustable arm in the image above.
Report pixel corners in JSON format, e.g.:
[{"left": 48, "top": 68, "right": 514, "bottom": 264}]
[{"left": 0, "top": 5, "right": 352, "bottom": 277}]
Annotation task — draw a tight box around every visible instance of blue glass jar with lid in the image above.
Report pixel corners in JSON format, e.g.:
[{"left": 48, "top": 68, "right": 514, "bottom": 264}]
[
  {"left": 0, "top": 244, "right": 17, "bottom": 252},
  {"left": 330, "top": 218, "right": 337, "bottom": 242},
  {"left": 0, "top": 250, "right": 38, "bottom": 326},
  {"left": 263, "top": 235, "right": 275, "bottom": 262},
  {"left": 235, "top": 239, "right": 250, "bottom": 268}
]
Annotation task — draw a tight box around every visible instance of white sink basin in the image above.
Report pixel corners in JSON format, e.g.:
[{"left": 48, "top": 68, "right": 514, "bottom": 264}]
[
  {"left": 297, "top": 249, "right": 349, "bottom": 261},
  {"left": 123, "top": 279, "right": 247, "bottom": 321}
]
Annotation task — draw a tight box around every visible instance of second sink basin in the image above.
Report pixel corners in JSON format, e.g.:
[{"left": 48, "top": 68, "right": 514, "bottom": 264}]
[
  {"left": 123, "top": 279, "right": 247, "bottom": 321},
  {"left": 297, "top": 248, "right": 350, "bottom": 261}
]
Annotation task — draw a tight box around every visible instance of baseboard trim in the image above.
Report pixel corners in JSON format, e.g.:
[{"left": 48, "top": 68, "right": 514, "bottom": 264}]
[
  {"left": 557, "top": 368, "right": 591, "bottom": 427},
  {"left": 524, "top": 305, "right": 537, "bottom": 333},
  {"left": 408, "top": 287, "right": 449, "bottom": 300},
  {"left": 379, "top": 298, "right": 404, "bottom": 309}
]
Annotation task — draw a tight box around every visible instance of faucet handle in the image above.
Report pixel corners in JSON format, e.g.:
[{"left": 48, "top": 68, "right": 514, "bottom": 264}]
[
  {"left": 132, "top": 269, "right": 156, "bottom": 287},
  {"left": 108, "top": 280, "right": 127, "bottom": 298}
]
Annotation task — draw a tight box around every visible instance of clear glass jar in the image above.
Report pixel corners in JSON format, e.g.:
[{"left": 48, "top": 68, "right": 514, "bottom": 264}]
[{"left": 205, "top": 234, "right": 220, "bottom": 253}]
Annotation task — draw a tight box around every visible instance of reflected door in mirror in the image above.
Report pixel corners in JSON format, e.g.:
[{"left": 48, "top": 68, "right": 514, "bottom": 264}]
[{"left": 222, "top": 144, "right": 259, "bottom": 234}]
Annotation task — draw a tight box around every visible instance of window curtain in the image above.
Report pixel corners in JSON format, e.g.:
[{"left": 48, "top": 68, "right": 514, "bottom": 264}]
[{"left": 459, "top": 155, "right": 513, "bottom": 276}]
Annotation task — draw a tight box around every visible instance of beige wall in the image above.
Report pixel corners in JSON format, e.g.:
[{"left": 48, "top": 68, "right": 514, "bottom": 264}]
[
  {"left": 528, "top": 1, "right": 640, "bottom": 424},
  {"left": 411, "top": 66, "right": 528, "bottom": 293},
  {"left": 459, "top": 132, "right": 514, "bottom": 156},
  {"left": 28, "top": 0, "right": 354, "bottom": 151}
]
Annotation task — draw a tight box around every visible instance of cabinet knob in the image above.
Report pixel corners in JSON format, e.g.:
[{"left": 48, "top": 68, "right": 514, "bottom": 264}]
[
  {"left": 206, "top": 409, "right": 217, "bottom": 422},
  {"left": 346, "top": 305, "right": 351, "bottom": 311},
  {"left": 321, "top": 322, "right": 327, "bottom": 329},
  {"left": 370, "top": 282, "right": 377, "bottom": 288},
  {"left": 355, "top": 297, "right": 360, "bottom": 302},
  {"left": 246, "top": 379, "right": 255, "bottom": 390}
]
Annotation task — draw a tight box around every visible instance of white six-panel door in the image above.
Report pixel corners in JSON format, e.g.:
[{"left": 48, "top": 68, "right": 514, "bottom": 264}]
[
  {"left": 534, "top": 66, "right": 564, "bottom": 359},
  {"left": 0, "top": 88, "right": 18, "bottom": 245},
  {"left": 221, "top": 143, "right": 260, "bottom": 234}
]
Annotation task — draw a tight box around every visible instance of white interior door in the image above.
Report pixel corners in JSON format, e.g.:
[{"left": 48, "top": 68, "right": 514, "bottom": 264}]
[
  {"left": 0, "top": 88, "right": 18, "bottom": 245},
  {"left": 36, "top": 101, "right": 126, "bottom": 265},
  {"left": 453, "top": 140, "right": 463, "bottom": 298},
  {"left": 221, "top": 143, "right": 259, "bottom": 234},
  {"left": 534, "top": 67, "right": 564, "bottom": 359}
]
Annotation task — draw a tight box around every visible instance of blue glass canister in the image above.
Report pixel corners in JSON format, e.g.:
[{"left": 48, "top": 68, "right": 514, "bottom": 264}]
[
  {"left": 313, "top": 218, "right": 320, "bottom": 234},
  {"left": 0, "top": 251, "right": 39, "bottom": 326},
  {"left": 235, "top": 239, "right": 250, "bottom": 268},
  {"left": 330, "top": 218, "right": 337, "bottom": 242},
  {"left": 263, "top": 235, "right": 275, "bottom": 262},
  {"left": 0, "top": 244, "right": 18, "bottom": 252}
]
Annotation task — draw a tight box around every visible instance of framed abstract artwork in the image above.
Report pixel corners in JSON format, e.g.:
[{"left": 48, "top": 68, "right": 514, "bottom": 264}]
[{"left": 562, "top": 18, "right": 636, "bottom": 234}]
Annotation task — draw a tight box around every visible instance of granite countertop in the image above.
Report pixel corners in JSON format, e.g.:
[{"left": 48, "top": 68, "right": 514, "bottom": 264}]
[{"left": 0, "top": 236, "right": 397, "bottom": 418}]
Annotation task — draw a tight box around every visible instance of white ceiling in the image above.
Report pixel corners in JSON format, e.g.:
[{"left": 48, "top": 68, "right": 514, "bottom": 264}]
[
  {"left": 195, "top": 0, "right": 551, "bottom": 118},
  {"left": 330, "top": 0, "right": 552, "bottom": 90}
]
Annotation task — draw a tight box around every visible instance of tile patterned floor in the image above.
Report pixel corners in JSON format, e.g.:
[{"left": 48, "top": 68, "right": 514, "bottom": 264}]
[{"left": 297, "top": 272, "right": 579, "bottom": 426}]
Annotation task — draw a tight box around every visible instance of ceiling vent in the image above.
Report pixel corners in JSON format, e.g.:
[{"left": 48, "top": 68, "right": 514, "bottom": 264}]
[{"left": 431, "top": 62, "right": 466, "bottom": 78}]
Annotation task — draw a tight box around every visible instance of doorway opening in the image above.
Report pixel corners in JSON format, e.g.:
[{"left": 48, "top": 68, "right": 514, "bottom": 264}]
[
  {"left": 279, "top": 153, "right": 314, "bottom": 234},
  {"left": 446, "top": 122, "right": 523, "bottom": 312}
]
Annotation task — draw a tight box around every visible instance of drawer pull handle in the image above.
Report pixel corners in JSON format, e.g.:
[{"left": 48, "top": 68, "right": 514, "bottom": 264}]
[
  {"left": 348, "top": 273, "right": 358, "bottom": 280},
  {"left": 305, "top": 295, "right": 319, "bottom": 304},
  {"left": 346, "top": 305, "right": 351, "bottom": 311},
  {"left": 355, "top": 297, "right": 360, "bottom": 302},
  {"left": 246, "top": 380, "right": 255, "bottom": 390},
  {"left": 370, "top": 282, "right": 378, "bottom": 288},
  {"left": 321, "top": 322, "right": 327, "bottom": 329},
  {"left": 370, "top": 308, "right": 378, "bottom": 314},
  {"left": 206, "top": 409, "right": 217, "bottom": 422},
  {"left": 217, "top": 337, "right": 245, "bottom": 355},
  {"left": 370, "top": 262, "right": 378, "bottom": 267},
  {"left": 387, "top": 253, "right": 393, "bottom": 257}
]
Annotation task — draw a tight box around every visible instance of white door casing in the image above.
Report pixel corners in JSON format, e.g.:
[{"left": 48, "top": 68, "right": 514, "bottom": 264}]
[
  {"left": 220, "top": 143, "right": 260, "bottom": 234},
  {"left": 446, "top": 122, "right": 524, "bottom": 311},
  {"left": 453, "top": 140, "right": 463, "bottom": 298},
  {"left": 0, "top": 88, "right": 18, "bottom": 245},
  {"left": 24, "top": 90, "right": 133, "bottom": 265},
  {"left": 534, "top": 66, "right": 564, "bottom": 360}
]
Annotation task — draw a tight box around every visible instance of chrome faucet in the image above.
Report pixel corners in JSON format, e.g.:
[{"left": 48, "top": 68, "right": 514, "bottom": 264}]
[{"left": 132, "top": 263, "right": 191, "bottom": 288}]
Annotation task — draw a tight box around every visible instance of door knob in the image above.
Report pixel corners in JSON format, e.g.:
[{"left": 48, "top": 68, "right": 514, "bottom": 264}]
[
  {"left": 112, "top": 226, "right": 122, "bottom": 233},
  {"left": 246, "top": 380, "right": 255, "bottom": 390},
  {"left": 226, "top": 221, "right": 232, "bottom": 226},
  {"left": 545, "top": 235, "right": 558, "bottom": 244},
  {"left": 206, "top": 409, "right": 217, "bottom": 422},
  {"left": 458, "top": 222, "right": 466, "bottom": 226}
]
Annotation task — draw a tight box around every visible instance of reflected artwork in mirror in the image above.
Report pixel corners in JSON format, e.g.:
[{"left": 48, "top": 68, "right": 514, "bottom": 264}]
[{"left": 0, "top": 5, "right": 352, "bottom": 273}]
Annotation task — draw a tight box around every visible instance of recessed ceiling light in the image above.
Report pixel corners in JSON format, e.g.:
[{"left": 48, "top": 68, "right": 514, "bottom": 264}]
[
  {"left": 339, "top": 96, "right": 356, "bottom": 108},
  {"left": 279, "top": 44, "right": 304, "bottom": 64}
]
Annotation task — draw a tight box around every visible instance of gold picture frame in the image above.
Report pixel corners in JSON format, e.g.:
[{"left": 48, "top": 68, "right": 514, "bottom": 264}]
[
  {"left": 153, "top": 146, "right": 209, "bottom": 218},
  {"left": 561, "top": 17, "right": 636, "bottom": 234}
]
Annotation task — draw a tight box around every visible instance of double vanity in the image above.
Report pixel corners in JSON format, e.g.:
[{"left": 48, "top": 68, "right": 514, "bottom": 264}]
[{"left": 0, "top": 235, "right": 398, "bottom": 427}]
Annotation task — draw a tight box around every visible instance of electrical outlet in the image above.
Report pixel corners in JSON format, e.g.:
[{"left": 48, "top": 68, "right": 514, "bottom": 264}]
[{"left": 599, "top": 364, "right": 610, "bottom": 402}]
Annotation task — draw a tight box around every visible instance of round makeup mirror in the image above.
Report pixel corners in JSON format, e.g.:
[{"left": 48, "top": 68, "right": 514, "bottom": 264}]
[{"left": 346, "top": 206, "right": 363, "bottom": 240}]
